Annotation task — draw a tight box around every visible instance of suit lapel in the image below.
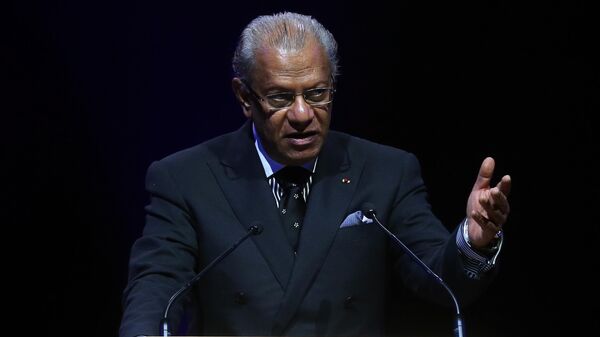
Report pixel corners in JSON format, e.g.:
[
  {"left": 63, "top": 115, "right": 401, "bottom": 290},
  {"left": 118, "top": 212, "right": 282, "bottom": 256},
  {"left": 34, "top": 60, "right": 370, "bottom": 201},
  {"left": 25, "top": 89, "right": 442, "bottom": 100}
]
[
  {"left": 207, "top": 122, "right": 294, "bottom": 289},
  {"left": 272, "top": 133, "right": 365, "bottom": 335}
]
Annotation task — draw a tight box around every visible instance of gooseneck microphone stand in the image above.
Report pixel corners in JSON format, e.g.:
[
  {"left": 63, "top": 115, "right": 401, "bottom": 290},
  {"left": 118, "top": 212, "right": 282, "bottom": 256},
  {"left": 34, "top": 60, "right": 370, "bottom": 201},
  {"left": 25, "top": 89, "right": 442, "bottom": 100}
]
[
  {"left": 362, "top": 206, "right": 465, "bottom": 337},
  {"left": 160, "top": 224, "right": 263, "bottom": 336}
]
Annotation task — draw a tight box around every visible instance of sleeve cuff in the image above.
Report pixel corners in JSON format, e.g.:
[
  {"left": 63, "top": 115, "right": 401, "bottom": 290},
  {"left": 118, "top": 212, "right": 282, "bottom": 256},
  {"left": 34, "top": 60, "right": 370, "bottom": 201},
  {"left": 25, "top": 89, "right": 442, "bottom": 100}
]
[{"left": 456, "top": 218, "right": 503, "bottom": 279}]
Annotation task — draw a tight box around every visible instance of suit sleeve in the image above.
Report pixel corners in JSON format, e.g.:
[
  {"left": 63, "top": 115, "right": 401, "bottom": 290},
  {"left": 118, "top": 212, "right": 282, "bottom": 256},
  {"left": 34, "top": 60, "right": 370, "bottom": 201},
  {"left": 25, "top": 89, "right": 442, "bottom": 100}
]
[
  {"left": 119, "top": 160, "right": 199, "bottom": 337},
  {"left": 389, "top": 153, "right": 495, "bottom": 307}
]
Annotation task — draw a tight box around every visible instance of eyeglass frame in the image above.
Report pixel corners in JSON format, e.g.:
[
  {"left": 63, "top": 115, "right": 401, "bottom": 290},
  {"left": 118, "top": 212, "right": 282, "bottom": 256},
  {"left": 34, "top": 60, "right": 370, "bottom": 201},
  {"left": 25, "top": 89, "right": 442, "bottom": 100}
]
[{"left": 241, "top": 77, "right": 336, "bottom": 112}]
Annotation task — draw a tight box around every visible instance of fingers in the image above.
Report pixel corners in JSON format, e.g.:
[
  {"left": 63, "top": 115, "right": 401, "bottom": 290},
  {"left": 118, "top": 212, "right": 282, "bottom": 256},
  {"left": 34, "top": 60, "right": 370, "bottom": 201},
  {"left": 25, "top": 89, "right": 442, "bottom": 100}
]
[
  {"left": 496, "top": 175, "right": 512, "bottom": 196},
  {"left": 478, "top": 188, "right": 509, "bottom": 225},
  {"left": 468, "top": 158, "right": 511, "bottom": 244},
  {"left": 472, "top": 157, "right": 495, "bottom": 191},
  {"left": 471, "top": 210, "right": 503, "bottom": 238},
  {"left": 489, "top": 187, "right": 510, "bottom": 214}
]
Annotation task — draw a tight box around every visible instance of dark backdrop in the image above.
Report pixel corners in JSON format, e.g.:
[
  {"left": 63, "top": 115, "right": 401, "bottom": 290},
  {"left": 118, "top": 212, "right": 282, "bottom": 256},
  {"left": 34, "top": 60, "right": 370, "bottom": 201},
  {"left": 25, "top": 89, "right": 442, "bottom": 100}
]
[{"left": 7, "top": 1, "right": 598, "bottom": 336}]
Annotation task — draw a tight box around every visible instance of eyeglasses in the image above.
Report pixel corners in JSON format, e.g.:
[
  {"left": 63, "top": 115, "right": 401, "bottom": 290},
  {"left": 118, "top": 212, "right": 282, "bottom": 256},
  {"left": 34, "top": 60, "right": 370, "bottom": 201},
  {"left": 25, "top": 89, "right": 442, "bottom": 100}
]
[{"left": 243, "top": 80, "right": 336, "bottom": 111}]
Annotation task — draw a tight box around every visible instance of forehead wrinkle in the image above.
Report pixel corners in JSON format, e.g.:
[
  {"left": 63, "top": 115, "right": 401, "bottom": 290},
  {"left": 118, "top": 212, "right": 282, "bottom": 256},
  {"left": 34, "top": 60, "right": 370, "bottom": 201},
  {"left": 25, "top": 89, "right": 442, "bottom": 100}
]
[
  {"left": 251, "top": 36, "right": 331, "bottom": 92},
  {"left": 262, "top": 66, "right": 329, "bottom": 91},
  {"left": 270, "top": 65, "right": 323, "bottom": 77}
]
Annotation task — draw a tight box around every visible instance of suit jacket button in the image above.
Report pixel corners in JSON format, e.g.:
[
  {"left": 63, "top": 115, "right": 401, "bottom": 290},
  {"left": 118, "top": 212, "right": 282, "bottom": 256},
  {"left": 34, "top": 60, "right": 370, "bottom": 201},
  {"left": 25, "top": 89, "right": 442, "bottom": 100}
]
[
  {"left": 344, "top": 296, "right": 354, "bottom": 309},
  {"left": 234, "top": 291, "right": 247, "bottom": 305}
]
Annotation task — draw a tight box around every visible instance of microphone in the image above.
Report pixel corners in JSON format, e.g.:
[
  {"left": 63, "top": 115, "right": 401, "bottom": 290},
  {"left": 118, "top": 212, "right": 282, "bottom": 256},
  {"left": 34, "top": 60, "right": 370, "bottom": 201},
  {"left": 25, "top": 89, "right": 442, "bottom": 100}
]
[
  {"left": 159, "top": 223, "right": 263, "bottom": 336},
  {"left": 361, "top": 204, "right": 465, "bottom": 337}
]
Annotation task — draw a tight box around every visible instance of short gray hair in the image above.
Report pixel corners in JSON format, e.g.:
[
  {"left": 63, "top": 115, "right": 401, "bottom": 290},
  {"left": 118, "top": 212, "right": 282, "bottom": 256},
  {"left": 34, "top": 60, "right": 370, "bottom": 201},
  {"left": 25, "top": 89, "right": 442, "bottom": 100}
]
[{"left": 232, "top": 12, "right": 339, "bottom": 83}]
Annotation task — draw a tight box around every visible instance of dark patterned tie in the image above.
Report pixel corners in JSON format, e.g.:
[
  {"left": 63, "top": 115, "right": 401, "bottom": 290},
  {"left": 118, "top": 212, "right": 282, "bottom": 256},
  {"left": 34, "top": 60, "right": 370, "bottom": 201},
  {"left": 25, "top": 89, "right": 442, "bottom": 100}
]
[{"left": 275, "top": 166, "right": 311, "bottom": 252}]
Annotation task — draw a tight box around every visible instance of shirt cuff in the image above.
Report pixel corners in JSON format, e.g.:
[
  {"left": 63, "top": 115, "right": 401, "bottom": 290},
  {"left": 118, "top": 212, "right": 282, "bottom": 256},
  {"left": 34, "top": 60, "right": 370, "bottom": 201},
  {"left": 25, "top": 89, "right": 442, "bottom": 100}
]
[{"left": 456, "top": 218, "right": 503, "bottom": 279}]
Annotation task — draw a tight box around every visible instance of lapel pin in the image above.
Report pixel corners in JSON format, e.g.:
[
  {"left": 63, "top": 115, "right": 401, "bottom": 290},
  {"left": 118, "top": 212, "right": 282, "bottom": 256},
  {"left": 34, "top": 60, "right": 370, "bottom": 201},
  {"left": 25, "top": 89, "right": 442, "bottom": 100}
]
[{"left": 341, "top": 177, "right": 351, "bottom": 184}]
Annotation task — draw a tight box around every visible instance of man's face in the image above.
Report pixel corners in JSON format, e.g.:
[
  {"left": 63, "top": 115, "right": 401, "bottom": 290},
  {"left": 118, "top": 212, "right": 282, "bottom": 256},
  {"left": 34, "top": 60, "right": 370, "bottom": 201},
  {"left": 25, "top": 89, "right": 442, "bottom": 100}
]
[{"left": 236, "top": 39, "right": 333, "bottom": 166}]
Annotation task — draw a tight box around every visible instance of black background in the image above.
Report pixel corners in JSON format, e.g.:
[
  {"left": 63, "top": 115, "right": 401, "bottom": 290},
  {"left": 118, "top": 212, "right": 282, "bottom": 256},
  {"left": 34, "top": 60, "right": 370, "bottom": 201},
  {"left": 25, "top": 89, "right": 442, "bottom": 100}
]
[{"left": 7, "top": 1, "right": 598, "bottom": 336}]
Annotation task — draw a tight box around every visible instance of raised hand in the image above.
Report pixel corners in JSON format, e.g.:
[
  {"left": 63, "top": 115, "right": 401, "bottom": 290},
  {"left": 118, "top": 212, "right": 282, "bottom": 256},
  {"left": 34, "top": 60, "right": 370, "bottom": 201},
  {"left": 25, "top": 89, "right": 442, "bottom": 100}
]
[{"left": 466, "top": 157, "right": 512, "bottom": 249}]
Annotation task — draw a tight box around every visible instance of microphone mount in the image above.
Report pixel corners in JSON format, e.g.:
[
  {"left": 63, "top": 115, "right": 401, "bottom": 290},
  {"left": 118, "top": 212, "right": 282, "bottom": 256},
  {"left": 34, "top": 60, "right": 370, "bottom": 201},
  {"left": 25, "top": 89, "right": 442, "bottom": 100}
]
[
  {"left": 362, "top": 205, "right": 465, "bottom": 337},
  {"left": 160, "top": 223, "right": 262, "bottom": 336}
]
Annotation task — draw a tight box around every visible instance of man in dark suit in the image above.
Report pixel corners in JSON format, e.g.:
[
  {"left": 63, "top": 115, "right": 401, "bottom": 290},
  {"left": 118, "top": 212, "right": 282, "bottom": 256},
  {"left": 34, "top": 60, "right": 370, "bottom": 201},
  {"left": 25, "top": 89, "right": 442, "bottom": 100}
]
[{"left": 119, "top": 12, "right": 511, "bottom": 337}]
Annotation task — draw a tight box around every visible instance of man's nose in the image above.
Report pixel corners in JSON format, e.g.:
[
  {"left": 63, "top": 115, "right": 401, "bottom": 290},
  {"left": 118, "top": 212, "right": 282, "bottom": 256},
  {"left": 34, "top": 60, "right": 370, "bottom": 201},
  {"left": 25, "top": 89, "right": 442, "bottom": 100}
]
[{"left": 287, "top": 95, "right": 314, "bottom": 127}]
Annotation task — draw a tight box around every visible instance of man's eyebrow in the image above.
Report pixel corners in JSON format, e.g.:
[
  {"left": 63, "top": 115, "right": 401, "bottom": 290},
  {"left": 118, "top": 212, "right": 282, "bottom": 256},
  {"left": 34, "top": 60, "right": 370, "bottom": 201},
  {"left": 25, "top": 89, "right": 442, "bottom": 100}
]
[{"left": 262, "top": 80, "right": 332, "bottom": 93}]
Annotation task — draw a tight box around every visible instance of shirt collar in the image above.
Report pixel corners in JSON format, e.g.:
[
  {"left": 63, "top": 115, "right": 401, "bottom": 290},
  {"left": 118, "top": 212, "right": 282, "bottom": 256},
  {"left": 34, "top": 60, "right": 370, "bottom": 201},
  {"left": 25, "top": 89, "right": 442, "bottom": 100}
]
[{"left": 253, "top": 123, "right": 317, "bottom": 178}]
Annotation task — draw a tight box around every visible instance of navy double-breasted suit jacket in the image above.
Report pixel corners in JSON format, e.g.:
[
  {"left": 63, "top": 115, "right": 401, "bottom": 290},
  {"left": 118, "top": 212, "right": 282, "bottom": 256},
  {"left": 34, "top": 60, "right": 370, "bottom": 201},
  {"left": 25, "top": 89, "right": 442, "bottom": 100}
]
[{"left": 119, "top": 122, "right": 492, "bottom": 337}]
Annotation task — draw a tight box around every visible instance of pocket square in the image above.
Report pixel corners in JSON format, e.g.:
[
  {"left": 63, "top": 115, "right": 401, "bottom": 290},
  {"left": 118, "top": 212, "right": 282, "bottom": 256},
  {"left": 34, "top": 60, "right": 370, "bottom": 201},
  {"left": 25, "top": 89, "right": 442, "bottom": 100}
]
[{"left": 340, "top": 210, "right": 374, "bottom": 228}]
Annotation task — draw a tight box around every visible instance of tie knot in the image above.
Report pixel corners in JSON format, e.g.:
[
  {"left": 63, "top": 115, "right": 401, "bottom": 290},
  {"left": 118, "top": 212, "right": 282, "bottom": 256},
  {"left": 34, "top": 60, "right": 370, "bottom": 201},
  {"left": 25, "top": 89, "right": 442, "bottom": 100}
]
[{"left": 275, "top": 166, "right": 311, "bottom": 189}]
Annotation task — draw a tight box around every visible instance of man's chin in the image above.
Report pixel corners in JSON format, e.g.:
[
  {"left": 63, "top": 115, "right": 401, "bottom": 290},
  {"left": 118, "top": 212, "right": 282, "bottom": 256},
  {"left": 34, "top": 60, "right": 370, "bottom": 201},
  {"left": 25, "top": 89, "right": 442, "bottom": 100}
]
[{"left": 281, "top": 147, "right": 320, "bottom": 166}]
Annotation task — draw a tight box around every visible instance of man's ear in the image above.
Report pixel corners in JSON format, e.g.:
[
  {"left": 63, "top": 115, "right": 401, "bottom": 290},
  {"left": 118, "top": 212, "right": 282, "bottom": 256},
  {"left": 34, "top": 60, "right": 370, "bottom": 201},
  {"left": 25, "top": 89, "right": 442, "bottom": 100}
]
[{"left": 232, "top": 77, "right": 252, "bottom": 118}]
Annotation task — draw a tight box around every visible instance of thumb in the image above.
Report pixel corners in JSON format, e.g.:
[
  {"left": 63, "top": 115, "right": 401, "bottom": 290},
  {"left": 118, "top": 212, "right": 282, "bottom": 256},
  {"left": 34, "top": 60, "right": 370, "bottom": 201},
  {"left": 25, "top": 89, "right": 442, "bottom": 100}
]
[{"left": 472, "top": 157, "right": 495, "bottom": 191}]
